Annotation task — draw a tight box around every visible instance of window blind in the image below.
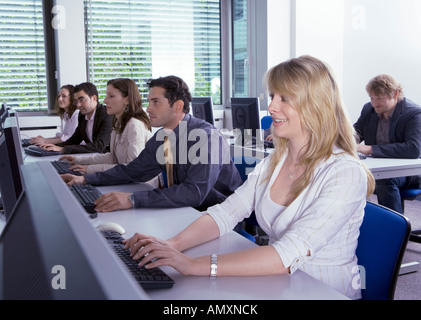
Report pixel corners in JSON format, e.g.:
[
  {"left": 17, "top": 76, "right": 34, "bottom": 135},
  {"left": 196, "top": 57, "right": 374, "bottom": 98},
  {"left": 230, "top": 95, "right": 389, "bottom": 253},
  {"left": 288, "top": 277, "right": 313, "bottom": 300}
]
[
  {"left": 84, "top": 0, "right": 221, "bottom": 105},
  {"left": 0, "top": 0, "right": 47, "bottom": 111}
]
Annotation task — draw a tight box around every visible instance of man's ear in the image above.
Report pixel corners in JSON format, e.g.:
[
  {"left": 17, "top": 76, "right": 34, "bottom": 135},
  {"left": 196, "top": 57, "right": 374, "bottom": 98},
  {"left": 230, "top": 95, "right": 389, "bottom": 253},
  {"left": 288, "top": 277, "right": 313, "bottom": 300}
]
[{"left": 173, "top": 99, "right": 184, "bottom": 113}]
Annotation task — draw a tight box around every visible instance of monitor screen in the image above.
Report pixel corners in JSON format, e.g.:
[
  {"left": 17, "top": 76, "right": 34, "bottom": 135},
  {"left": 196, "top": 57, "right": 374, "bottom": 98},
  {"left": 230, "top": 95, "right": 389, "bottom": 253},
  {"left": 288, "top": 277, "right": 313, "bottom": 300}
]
[
  {"left": 231, "top": 97, "right": 261, "bottom": 145},
  {"left": 0, "top": 102, "right": 8, "bottom": 125},
  {"left": 191, "top": 97, "right": 214, "bottom": 125},
  {"left": 0, "top": 117, "right": 24, "bottom": 220},
  {"left": 0, "top": 161, "right": 149, "bottom": 300}
]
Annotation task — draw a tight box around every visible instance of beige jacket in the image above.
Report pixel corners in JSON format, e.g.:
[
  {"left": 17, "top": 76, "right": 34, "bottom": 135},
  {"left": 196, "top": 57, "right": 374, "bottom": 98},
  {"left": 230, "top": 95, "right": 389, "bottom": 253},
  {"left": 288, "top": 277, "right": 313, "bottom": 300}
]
[{"left": 75, "top": 118, "right": 152, "bottom": 174}]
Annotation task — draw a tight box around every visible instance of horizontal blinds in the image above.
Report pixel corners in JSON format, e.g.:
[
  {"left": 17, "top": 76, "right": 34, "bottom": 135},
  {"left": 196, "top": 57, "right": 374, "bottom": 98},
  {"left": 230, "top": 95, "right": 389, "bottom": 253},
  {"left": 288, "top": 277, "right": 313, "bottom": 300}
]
[
  {"left": 0, "top": 0, "right": 47, "bottom": 111},
  {"left": 85, "top": 0, "right": 221, "bottom": 104}
]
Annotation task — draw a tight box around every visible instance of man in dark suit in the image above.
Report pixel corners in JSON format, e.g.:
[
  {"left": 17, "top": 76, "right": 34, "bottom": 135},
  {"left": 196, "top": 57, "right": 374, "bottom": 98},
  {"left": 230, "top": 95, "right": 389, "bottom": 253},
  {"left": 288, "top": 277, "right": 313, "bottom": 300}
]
[
  {"left": 354, "top": 74, "right": 421, "bottom": 213},
  {"left": 44, "top": 82, "right": 112, "bottom": 154}
]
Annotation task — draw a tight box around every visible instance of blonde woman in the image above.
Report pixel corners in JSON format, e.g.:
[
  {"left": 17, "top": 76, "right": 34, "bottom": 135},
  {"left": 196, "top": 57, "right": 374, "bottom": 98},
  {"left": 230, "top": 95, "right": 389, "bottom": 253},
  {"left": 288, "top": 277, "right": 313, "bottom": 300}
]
[
  {"left": 60, "top": 78, "right": 152, "bottom": 174},
  {"left": 123, "top": 56, "right": 375, "bottom": 300}
]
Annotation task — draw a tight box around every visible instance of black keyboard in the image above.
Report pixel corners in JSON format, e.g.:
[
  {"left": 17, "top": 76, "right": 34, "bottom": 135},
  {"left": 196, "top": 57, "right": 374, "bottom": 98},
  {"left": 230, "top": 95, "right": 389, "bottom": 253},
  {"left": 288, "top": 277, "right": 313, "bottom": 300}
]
[
  {"left": 101, "top": 230, "right": 175, "bottom": 290},
  {"left": 263, "top": 140, "right": 274, "bottom": 149},
  {"left": 21, "top": 138, "right": 32, "bottom": 147},
  {"left": 51, "top": 160, "right": 83, "bottom": 176},
  {"left": 69, "top": 184, "right": 101, "bottom": 217},
  {"left": 358, "top": 153, "right": 367, "bottom": 160},
  {"left": 24, "top": 145, "right": 60, "bottom": 157}
]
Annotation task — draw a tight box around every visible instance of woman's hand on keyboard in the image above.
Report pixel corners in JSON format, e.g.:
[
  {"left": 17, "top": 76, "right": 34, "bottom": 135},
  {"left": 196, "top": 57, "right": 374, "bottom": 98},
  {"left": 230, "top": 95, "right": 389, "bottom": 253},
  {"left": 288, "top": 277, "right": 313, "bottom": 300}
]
[
  {"left": 59, "top": 155, "right": 76, "bottom": 164},
  {"left": 123, "top": 233, "right": 198, "bottom": 276},
  {"left": 61, "top": 174, "right": 86, "bottom": 186},
  {"left": 41, "top": 143, "right": 64, "bottom": 153},
  {"left": 30, "top": 135, "right": 47, "bottom": 145}
]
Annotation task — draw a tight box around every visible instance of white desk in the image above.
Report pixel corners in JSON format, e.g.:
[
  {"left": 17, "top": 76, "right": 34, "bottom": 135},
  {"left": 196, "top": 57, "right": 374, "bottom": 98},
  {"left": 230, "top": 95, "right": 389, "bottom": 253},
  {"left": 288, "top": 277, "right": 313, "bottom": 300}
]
[
  {"left": 363, "top": 157, "right": 421, "bottom": 180},
  {"left": 23, "top": 152, "right": 97, "bottom": 164},
  {"left": 21, "top": 149, "right": 348, "bottom": 299},
  {"left": 92, "top": 184, "right": 347, "bottom": 300}
]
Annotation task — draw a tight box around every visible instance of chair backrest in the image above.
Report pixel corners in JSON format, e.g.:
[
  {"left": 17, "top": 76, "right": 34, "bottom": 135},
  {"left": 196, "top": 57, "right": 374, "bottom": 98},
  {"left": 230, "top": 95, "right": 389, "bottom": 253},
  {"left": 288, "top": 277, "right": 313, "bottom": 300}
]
[
  {"left": 356, "top": 202, "right": 411, "bottom": 300},
  {"left": 261, "top": 115, "right": 273, "bottom": 130},
  {"left": 232, "top": 156, "right": 261, "bottom": 182},
  {"left": 232, "top": 156, "right": 261, "bottom": 231}
]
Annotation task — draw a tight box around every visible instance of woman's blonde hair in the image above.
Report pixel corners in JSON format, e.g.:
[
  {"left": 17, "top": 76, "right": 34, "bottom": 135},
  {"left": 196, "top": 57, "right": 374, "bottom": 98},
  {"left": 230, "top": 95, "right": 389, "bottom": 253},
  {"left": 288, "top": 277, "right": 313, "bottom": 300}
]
[{"left": 265, "top": 55, "right": 375, "bottom": 200}]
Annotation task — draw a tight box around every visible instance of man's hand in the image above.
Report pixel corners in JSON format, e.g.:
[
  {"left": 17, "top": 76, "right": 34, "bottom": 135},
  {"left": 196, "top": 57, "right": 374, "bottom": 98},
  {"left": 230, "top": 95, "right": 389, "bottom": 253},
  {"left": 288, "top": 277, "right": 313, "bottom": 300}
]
[
  {"left": 61, "top": 174, "right": 86, "bottom": 186},
  {"left": 69, "top": 164, "right": 88, "bottom": 174},
  {"left": 59, "top": 155, "right": 76, "bottom": 164},
  {"left": 357, "top": 144, "right": 373, "bottom": 156},
  {"left": 94, "top": 192, "right": 133, "bottom": 213}
]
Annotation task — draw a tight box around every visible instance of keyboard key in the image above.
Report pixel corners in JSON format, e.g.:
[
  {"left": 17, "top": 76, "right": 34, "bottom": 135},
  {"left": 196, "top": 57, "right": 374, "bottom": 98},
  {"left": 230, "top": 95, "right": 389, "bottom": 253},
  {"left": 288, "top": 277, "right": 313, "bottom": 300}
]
[
  {"left": 51, "top": 161, "right": 83, "bottom": 176},
  {"left": 69, "top": 184, "right": 101, "bottom": 217},
  {"left": 101, "top": 230, "right": 175, "bottom": 290}
]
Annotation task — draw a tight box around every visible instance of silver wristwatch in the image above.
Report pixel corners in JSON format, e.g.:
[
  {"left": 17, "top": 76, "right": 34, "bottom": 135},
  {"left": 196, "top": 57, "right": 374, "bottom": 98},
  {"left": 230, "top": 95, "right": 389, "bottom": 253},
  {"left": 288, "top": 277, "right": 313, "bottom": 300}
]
[{"left": 128, "top": 193, "right": 135, "bottom": 208}]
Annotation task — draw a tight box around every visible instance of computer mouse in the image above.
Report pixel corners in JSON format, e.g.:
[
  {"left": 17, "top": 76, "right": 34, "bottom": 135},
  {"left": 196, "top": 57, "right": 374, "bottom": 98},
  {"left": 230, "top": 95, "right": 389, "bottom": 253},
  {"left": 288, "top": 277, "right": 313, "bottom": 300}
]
[{"left": 96, "top": 222, "right": 126, "bottom": 235}]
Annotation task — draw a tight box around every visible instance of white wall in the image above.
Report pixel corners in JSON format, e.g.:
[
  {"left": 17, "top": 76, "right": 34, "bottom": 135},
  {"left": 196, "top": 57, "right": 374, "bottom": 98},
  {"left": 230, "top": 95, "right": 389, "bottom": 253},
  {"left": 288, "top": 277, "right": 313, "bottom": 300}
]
[
  {"left": 294, "top": 0, "right": 421, "bottom": 123},
  {"left": 342, "top": 0, "right": 421, "bottom": 122},
  {"left": 54, "top": 0, "right": 87, "bottom": 87},
  {"left": 267, "top": 0, "right": 291, "bottom": 73}
]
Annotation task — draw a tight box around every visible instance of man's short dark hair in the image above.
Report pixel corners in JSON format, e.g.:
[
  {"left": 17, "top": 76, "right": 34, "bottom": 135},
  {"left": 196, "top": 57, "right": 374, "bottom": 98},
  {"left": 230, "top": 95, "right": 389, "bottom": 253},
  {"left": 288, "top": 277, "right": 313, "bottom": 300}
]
[
  {"left": 147, "top": 76, "right": 191, "bottom": 113},
  {"left": 74, "top": 82, "right": 99, "bottom": 99}
]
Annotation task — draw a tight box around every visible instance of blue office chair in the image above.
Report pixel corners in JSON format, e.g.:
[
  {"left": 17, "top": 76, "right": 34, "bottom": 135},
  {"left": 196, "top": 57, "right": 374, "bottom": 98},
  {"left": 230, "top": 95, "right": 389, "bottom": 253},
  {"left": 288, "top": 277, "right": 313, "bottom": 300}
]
[
  {"left": 399, "top": 188, "right": 421, "bottom": 243},
  {"left": 232, "top": 155, "right": 261, "bottom": 183},
  {"left": 232, "top": 156, "right": 261, "bottom": 242},
  {"left": 356, "top": 201, "right": 411, "bottom": 300},
  {"left": 261, "top": 115, "right": 273, "bottom": 130}
]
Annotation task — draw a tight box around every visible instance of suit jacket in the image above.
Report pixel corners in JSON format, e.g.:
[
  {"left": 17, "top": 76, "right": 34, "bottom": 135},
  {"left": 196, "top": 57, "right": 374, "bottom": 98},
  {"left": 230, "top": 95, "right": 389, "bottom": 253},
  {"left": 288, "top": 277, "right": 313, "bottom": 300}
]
[
  {"left": 85, "top": 114, "right": 243, "bottom": 210},
  {"left": 57, "top": 103, "right": 113, "bottom": 154},
  {"left": 354, "top": 98, "right": 421, "bottom": 159}
]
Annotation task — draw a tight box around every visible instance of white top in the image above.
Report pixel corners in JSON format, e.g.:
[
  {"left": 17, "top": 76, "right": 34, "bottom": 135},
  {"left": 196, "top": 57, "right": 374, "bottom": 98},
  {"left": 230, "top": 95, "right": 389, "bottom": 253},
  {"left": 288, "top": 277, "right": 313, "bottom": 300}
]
[
  {"left": 75, "top": 118, "right": 152, "bottom": 174},
  {"left": 56, "top": 109, "right": 80, "bottom": 142},
  {"left": 207, "top": 147, "right": 368, "bottom": 300}
]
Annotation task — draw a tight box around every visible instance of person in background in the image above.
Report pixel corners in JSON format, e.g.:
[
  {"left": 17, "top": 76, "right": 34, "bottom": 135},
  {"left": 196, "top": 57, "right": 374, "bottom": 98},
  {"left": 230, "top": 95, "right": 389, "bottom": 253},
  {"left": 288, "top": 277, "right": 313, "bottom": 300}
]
[
  {"left": 30, "top": 84, "right": 79, "bottom": 145},
  {"left": 354, "top": 74, "right": 421, "bottom": 213},
  {"left": 41, "top": 82, "right": 113, "bottom": 154},
  {"left": 59, "top": 78, "right": 152, "bottom": 175},
  {"left": 122, "top": 56, "right": 375, "bottom": 300},
  {"left": 61, "top": 75, "right": 242, "bottom": 212}
]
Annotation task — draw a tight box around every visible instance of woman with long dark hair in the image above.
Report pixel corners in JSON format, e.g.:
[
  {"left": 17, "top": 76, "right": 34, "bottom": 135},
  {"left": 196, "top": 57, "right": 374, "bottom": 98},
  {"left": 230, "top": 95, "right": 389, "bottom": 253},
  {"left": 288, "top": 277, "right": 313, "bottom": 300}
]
[{"left": 60, "top": 78, "right": 152, "bottom": 174}]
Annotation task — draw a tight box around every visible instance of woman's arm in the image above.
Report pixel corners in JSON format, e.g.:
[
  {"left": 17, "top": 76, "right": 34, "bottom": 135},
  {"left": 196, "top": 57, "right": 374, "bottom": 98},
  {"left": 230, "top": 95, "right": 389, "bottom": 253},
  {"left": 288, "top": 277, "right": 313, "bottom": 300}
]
[{"left": 123, "top": 214, "right": 289, "bottom": 276}]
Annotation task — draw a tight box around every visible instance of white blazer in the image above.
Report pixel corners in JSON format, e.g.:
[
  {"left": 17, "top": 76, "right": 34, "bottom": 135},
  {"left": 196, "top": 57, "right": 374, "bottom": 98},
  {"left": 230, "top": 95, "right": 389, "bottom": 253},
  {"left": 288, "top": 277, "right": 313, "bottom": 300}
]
[
  {"left": 207, "top": 147, "right": 368, "bottom": 299},
  {"left": 75, "top": 118, "right": 152, "bottom": 174}
]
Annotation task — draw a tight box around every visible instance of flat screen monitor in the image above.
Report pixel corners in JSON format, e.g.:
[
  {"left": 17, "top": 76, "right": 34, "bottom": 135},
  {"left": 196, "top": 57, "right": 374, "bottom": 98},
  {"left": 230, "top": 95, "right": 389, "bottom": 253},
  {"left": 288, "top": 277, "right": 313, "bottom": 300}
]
[
  {"left": 0, "top": 117, "right": 24, "bottom": 220},
  {"left": 0, "top": 103, "right": 7, "bottom": 123},
  {"left": 192, "top": 97, "right": 214, "bottom": 125},
  {"left": 231, "top": 97, "right": 261, "bottom": 145},
  {"left": 0, "top": 161, "right": 149, "bottom": 300}
]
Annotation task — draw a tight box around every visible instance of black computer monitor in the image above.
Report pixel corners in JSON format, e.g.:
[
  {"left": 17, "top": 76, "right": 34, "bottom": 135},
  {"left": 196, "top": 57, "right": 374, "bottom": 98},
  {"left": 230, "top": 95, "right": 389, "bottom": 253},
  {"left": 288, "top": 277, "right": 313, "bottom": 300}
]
[
  {"left": 0, "top": 117, "right": 24, "bottom": 220},
  {"left": 0, "top": 161, "right": 149, "bottom": 300},
  {"left": 0, "top": 103, "right": 8, "bottom": 134},
  {"left": 191, "top": 97, "right": 214, "bottom": 125},
  {"left": 231, "top": 97, "right": 261, "bottom": 145}
]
